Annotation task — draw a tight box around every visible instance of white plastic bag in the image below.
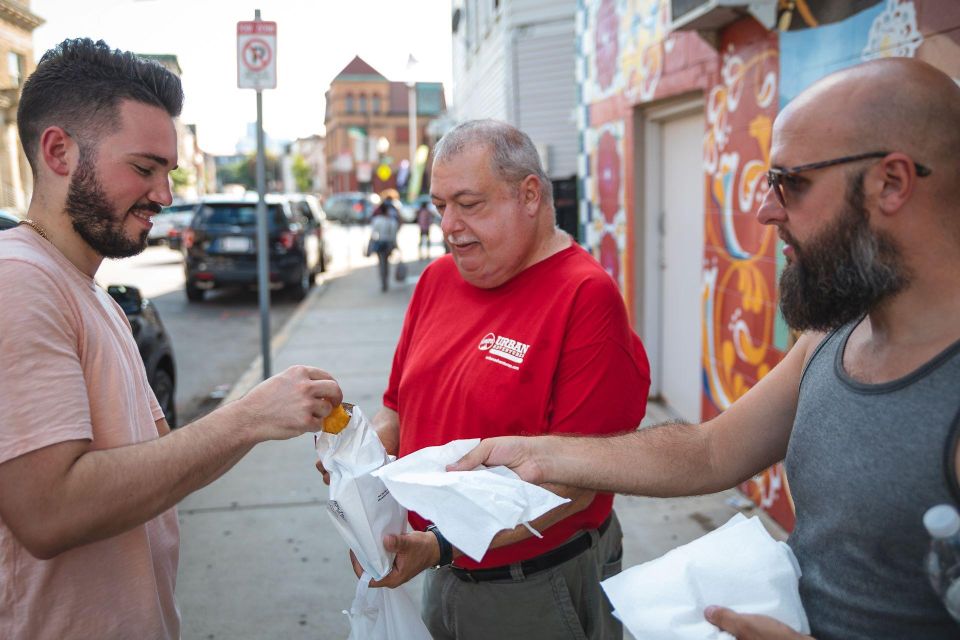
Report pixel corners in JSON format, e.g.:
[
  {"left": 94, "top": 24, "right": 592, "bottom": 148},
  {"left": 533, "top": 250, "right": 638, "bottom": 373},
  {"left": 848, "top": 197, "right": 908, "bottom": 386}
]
[
  {"left": 344, "top": 573, "right": 432, "bottom": 640},
  {"left": 315, "top": 404, "right": 405, "bottom": 579},
  {"left": 315, "top": 405, "right": 432, "bottom": 640}
]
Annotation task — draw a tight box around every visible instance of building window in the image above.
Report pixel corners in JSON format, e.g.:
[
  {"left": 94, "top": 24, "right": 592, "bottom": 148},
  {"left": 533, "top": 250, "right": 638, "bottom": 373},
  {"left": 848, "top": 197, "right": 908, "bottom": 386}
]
[
  {"left": 372, "top": 95, "right": 381, "bottom": 114},
  {"left": 7, "top": 51, "right": 24, "bottom": 87},
  {"left": 359, "top": 93, "right": 367, "bottom": 113},
  {"left": 396, "top": 126, "right": 409, "bottom": 143},
  {"left": 345, "top": 93, "right": 354, "bottom": 114}
]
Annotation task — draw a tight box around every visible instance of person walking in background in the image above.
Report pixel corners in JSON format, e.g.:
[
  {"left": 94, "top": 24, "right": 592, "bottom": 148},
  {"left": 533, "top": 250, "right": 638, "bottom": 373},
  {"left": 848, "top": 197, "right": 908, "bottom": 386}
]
[
  {"left": 416, "top": 200, "right": 433, "bottom": 259},
  {"left": 369, "top": 191, "right": 400, "bottom": 292},
  {"left": 0, "top": 38, "right": 342, "bottom": 639}
]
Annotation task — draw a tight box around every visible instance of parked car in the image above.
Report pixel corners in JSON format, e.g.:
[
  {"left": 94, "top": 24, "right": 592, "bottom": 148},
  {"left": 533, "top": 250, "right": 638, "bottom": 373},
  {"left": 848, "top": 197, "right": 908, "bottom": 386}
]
[
  {"left": 323, "top": 191, "right": 380, "bottom": 224},
  {"left": 281, "top": 193, "right": 331, "bottom": 272},
  {"left": 107, "top": 285, "right": 178, "bottom": 428},
  {"left": 150, "top": 201, "right": 199, "bottom": 250},
  {"left": 182, "top": 193, "right": 324, "bottom": 302},
  {"left": 0, "top": 216, "right": 178, "bottom": 427}
]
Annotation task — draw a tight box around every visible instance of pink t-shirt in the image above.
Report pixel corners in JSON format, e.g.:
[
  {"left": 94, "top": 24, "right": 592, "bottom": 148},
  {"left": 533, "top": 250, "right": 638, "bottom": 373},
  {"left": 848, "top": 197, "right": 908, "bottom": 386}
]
[{"left": 0, "top": 227, "right": 180, "bottom": 639}]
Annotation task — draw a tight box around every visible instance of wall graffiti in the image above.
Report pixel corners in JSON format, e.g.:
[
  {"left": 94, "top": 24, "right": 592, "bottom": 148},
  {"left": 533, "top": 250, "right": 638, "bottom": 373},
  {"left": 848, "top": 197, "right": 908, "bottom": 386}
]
[
  {"left": 584, "top": 123, "right": 627, "bottom": 287},
  {"left": 699, "top": 29, "right": 789, "bottom": 526},
  {"left": 576, "top": 0, "right": 951, "bottom": 531}
]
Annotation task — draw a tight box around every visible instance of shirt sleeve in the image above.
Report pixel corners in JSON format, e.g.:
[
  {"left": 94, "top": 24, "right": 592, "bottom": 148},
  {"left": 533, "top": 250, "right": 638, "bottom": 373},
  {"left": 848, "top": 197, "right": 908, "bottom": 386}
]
[
  {"left": 0, "top": 261, "right": 93, "bottom": 464},
  {"left": 547, "top": 275, "right": 651, "bottom": 436}
]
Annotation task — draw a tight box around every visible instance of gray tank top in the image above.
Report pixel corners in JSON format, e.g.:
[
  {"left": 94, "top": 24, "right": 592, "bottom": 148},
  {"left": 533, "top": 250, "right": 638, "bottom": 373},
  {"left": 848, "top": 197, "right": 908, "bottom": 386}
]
[{"left": 786, "top": 320, "right": 960, "bottom": 639}]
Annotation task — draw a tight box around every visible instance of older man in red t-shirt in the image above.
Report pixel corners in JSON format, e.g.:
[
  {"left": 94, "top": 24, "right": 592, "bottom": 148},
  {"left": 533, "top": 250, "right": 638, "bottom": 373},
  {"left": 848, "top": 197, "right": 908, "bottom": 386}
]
[{"left": 364, "top": 120, "right": 650, "bottom": 640}]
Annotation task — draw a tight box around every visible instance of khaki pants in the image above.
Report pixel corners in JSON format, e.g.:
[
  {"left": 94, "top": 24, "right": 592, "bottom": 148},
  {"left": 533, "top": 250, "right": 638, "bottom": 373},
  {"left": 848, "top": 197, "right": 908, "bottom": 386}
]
[{"left": 421, "top": 512, "right": 624, "bottom": 640}]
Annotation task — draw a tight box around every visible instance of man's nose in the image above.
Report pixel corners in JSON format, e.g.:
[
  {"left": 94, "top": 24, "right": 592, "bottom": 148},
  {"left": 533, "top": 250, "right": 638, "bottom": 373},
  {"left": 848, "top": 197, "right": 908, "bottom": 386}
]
[
  {"left": 756, "top": 183, "right": 785, "bottom": 226},
  {"left": 439, "top": 209, "right": 459, "bottom": 237},
  {"left": 150, "top": 175, "right": 174, "bottom": 208}
]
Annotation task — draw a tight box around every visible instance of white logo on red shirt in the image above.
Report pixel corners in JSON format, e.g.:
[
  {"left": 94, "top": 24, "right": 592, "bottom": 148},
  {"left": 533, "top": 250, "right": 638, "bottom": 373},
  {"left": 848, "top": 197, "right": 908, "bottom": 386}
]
[
  {"left": 478, "top": 333, "right": 496, "bottom": 351},
  {"left": 478, "top": 332, "right": 530, "bottom": 370}
]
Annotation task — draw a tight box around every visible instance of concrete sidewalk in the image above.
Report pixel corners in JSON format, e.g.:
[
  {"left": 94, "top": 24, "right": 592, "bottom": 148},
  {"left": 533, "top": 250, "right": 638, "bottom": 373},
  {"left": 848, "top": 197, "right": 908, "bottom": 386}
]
[{"left": 175, "top": 228, "right": 783, "bottom": 640}]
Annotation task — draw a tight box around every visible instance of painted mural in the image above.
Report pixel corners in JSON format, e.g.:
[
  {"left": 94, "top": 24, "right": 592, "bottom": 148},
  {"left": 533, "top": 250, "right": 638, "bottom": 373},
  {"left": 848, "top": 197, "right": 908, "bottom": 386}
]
[{"left": 576, "top": 0, "right": 956, "bottom": 530}]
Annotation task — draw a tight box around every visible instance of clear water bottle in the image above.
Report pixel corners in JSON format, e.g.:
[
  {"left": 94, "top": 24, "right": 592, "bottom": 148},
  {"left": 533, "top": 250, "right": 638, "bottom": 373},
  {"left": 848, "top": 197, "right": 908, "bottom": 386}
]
[{"left": 924, "top": 504, "right": 960, "bottom": 621}]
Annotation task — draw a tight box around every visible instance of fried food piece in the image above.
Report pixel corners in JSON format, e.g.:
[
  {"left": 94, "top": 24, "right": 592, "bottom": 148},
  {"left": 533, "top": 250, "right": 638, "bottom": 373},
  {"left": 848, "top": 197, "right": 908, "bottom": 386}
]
[{"left": 323, "top": 404, "right": 351, "bottom": 434}]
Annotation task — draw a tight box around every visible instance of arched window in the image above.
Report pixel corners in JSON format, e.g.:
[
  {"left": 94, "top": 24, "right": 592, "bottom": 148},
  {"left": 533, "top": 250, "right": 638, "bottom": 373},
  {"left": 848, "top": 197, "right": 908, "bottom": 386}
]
[
  {"left": 359, "top": 93, "right": 367, "bottom": 113},
  {"left": 345, "top": 93, "right": 354, "bottom": 113},
  {"left": 372, "top": 95, "right": 381, "bottom": 114}
]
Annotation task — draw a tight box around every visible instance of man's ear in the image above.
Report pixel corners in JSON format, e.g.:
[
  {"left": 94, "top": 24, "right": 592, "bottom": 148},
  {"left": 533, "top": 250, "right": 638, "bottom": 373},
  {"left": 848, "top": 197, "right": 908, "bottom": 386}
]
[
  {"left": 876, "top": 152, "right": 917, "bottom": 216},
  {"left": 39, "top": 127, "right": 75, "bottom": 178},
  {"left": 520, "top": 174, "right": 542, "bottom": 214}
]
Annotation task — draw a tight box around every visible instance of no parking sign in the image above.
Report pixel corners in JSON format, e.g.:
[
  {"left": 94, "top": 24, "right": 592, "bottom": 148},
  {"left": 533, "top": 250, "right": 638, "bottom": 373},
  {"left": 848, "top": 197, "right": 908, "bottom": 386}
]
[{"left": 237, "top": 20, "right": 276, "bottom": 90}]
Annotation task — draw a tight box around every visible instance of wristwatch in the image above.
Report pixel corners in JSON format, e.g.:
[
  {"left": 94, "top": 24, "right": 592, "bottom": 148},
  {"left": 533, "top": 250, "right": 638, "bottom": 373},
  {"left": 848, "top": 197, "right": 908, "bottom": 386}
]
[{"left": 426, "top": 524, "right": 453, "bottom": 567}]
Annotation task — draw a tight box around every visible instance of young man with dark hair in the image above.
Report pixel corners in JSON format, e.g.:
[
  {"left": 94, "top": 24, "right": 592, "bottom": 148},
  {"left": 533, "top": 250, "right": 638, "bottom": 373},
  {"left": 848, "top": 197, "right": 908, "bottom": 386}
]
[{"left": 0, "top": 39, "right": 342, "bottom": 638}]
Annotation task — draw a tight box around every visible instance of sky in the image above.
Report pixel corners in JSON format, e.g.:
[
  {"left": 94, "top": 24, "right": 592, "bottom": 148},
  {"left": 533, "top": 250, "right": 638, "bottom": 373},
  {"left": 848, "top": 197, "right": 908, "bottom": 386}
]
[{"left": 31, "top": 0, "right": 454, "bottom": 155}]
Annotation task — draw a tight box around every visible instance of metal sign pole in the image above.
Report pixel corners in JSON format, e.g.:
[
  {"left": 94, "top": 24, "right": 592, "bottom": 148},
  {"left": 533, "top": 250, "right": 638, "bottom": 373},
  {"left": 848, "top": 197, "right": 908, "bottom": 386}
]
[{"left": 254, "top": 8, "right": 271, "bottom": 380}]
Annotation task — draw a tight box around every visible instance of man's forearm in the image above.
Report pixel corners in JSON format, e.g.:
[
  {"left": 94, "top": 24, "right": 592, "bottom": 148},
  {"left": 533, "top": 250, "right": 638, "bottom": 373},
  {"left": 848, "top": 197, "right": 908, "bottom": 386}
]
[
  {"left": 373, "top": 407, "right": 400, "bottom": 456},
  {"left": 21, "top": 403, "right": 261, "bottom": 558},
  {"left": 484, "top": 485, "right": 595, "bottom": 551},
  {"left": 539, "top": 423, "right": 733, "bottom": 497}
]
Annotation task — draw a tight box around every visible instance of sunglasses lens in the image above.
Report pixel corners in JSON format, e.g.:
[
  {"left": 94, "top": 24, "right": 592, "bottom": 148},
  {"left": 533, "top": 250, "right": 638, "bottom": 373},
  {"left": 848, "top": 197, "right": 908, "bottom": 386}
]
[{"left": 767, "top": 173, "right": 785, "bottom": 207}]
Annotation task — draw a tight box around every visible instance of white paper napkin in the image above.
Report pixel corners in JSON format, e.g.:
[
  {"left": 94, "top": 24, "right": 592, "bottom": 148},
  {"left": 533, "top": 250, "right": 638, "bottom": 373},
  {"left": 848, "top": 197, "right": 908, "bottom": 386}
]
[
  {"left": 601, "top": 513, "right": 809, "bottom": 639},
  {"left": 372, "top": 439, "right": 570, "bottom": 561}
]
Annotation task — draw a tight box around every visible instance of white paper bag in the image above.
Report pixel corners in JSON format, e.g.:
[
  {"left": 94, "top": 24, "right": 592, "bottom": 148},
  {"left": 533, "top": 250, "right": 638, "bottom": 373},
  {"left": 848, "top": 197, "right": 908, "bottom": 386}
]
[
  {"left": 314, "top": 404, "right": 406, "bottom": 580},
  {"left": 344, "top": 573, "right": 432, "bottom": 640},
  {"left": 372, "top": 438, "right": 570, "bottom": 562},
  {"left": 600, "top": 513, "right": 809, "bottom": 639}
]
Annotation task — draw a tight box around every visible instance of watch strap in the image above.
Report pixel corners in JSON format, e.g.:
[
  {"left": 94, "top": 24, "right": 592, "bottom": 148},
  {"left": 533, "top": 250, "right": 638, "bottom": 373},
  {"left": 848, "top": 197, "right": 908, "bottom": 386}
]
[{"left": 426, "top": 524, "right": 453, "bottom": 567}]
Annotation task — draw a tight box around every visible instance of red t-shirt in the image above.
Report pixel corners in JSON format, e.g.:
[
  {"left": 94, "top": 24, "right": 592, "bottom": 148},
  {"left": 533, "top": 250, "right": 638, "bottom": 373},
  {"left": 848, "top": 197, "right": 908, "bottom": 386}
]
[{"left": 383, "top": 243, "right": 650, "bottom": 569}]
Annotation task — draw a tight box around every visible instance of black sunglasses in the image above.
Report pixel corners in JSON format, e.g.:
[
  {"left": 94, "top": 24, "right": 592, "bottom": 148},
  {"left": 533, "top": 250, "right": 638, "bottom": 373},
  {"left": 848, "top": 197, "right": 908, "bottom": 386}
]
[{"left": 766, "top": 151, "right": 932, "bottom": 208}]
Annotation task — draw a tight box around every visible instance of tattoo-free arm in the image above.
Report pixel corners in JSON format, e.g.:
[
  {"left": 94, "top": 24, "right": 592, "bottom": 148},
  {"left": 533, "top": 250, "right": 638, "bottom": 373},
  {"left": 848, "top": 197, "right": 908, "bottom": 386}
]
[{"left": 0, "top": 366, "right": 339, "bottom": 559}]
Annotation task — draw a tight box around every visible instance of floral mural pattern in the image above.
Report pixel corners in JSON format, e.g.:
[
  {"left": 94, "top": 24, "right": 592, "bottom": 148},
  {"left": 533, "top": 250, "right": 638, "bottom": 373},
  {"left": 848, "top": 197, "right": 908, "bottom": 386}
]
[
  {"left": 577, "top": 0, "right": 946, "bottom": 530},
  {"left": 584, "top": 124, "right": 626, "bottom": 287}
]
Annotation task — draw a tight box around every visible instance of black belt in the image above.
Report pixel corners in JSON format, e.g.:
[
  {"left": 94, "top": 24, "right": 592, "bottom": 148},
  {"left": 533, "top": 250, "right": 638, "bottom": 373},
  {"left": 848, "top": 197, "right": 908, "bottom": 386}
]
[{"left": 450, "top": 514, "right": 612, "bottom": 583}]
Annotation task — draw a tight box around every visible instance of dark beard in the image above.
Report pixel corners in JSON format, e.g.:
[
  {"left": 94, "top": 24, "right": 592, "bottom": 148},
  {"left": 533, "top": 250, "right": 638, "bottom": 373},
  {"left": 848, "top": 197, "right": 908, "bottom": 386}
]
[
  {"left": 65, "top": 150, "right": 158, "bottom": 258},
  {"left": 778, "top": 171, "right": 910, "bottom": 332}
]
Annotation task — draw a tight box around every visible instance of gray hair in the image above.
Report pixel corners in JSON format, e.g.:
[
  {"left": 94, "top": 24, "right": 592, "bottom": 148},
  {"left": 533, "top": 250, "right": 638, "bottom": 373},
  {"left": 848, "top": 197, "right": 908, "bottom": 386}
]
[{"left": 432, "top": 119, "right": 554, "bottom": 208}]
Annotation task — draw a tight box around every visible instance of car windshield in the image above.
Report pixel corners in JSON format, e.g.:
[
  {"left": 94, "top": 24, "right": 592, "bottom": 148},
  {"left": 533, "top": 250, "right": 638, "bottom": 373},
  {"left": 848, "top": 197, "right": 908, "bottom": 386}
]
[{"left": 196, "top": 203, "right": 285, "bottom": 227}]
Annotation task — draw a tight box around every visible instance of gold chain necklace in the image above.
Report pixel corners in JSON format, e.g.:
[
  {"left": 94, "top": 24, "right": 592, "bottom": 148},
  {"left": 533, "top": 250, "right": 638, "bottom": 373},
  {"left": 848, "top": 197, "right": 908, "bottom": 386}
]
[{"left": 18, "top": 219, "right": 51, "bottom": 242}]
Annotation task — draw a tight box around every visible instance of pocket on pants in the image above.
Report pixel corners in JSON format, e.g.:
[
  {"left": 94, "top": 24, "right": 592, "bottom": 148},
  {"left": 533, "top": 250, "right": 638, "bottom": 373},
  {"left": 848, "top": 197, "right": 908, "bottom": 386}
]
[
  {"left": 548, "top": 569, "right": 591, "bottom": 640},
  {"left": 601, "top": 545, "right": 623, "bottom": 581}
]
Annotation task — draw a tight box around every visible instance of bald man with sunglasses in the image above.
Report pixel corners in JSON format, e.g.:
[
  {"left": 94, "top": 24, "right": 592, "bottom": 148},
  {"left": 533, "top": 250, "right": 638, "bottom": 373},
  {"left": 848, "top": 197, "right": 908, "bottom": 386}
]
[{"left": 452, "top": 58, "right": 960, "bottom": 639}]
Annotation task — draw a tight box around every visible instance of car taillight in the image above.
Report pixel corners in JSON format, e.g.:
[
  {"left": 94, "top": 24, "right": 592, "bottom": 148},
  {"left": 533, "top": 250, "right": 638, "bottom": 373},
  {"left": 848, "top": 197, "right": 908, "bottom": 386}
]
[
  {"left": 279, "top": 231, "right": 296, "bottom": 250},
  {"left": 353, "top": 203, "right": 362, "bottom": 213},
  {"left": 183, "top": 228, "right": 195, "bottom": 249}
]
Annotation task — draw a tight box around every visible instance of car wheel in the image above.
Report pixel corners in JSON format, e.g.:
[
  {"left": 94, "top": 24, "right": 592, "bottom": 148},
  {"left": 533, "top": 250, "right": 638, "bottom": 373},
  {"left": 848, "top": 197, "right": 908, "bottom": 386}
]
[
  {"left": 152, "top": 368, "right": 177, "bottom": 428},
  {"left": 186, "top": 281, "right": 205, "bottom": 302},
  {"left": 287, "top": 262, "right": 310, "bottom": 301}
]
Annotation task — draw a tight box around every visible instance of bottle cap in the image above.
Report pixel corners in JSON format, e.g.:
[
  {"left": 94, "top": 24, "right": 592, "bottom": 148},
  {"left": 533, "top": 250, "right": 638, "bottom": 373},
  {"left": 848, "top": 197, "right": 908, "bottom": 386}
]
[{"left": 924, "top": 504, "right": 960, "bottom": 538}]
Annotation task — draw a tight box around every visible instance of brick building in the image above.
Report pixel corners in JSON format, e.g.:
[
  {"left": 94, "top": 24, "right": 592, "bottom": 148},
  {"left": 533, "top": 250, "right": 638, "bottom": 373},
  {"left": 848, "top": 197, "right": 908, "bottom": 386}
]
[{"left": 324, "top": 55, "right": 445, "bottom": 196}]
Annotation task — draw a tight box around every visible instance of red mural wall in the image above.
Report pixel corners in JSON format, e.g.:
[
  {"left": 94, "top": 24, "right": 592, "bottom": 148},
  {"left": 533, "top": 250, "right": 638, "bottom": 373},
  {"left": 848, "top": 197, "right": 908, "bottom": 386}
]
[{"left": 581, "top": 4, "right": 794, "bottom": 529}]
